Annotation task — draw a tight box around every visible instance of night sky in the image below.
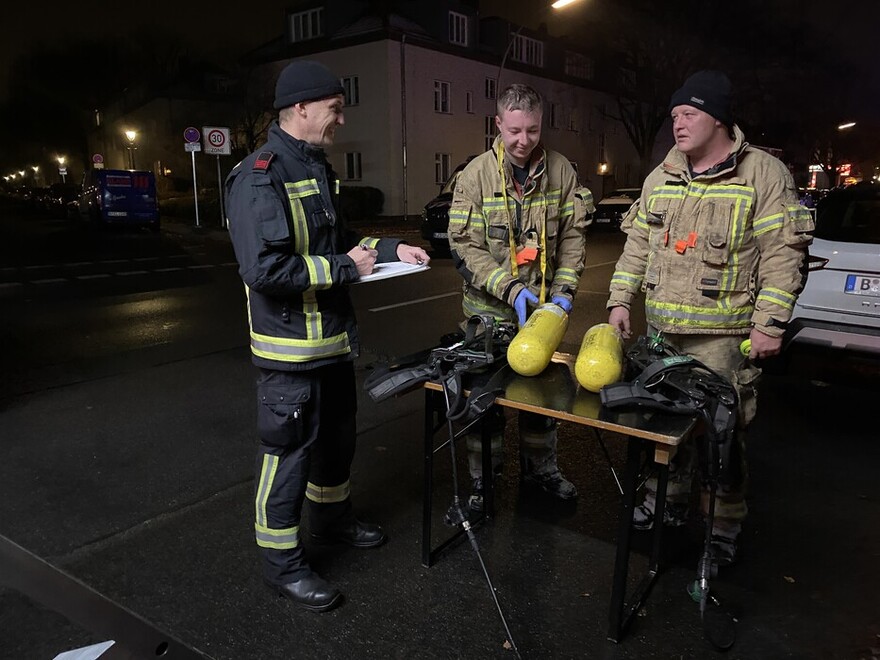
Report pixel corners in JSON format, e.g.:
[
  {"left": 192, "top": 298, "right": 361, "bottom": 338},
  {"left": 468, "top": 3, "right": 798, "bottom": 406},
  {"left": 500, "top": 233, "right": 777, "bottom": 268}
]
[
  {"left": 3, "top": 0, "right": 879, "bottom": 118},
  {"left": 1, "top": 0, "right": 291, "bottom": 98}
]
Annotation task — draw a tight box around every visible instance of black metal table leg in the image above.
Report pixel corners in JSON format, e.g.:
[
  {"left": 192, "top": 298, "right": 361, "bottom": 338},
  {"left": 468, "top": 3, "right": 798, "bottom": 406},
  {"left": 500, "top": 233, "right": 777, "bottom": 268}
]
[
  {"left": 422, "top": 387, "right": 436, "bottom": 567},
  {"left": 607, "top": 437, "right": 670, "bottom": 642},
  {"left": 480, "top": 416, "right": 494, "bottom": 518}
]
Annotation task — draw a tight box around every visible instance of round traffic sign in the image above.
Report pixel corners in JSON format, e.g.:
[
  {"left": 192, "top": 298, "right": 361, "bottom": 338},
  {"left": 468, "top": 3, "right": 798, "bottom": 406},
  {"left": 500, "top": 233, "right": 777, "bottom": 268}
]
[
  {"left": 184, "top": 126, "right": 201, "bottom": 143},
  {"left": 92, "top": 153, "right": 104, "bottom": 164},
  {"left": 206, "top": 128, "right": 226, "bottom": 148}
]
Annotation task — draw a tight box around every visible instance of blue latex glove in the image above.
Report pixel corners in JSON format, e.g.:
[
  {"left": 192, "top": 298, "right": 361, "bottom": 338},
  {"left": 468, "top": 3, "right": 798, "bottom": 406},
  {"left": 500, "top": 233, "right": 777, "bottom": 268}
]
[
  {"left": 514, "top": 288, "right": 540, "bottom": 326},
  {"left": 551, "top": 295, "right": 572, "bottom": 314}
]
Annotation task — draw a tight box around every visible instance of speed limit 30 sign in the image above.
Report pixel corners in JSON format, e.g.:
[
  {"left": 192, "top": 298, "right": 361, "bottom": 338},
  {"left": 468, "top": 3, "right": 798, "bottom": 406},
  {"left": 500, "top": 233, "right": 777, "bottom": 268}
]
[{"left": 202, "top": 126, "right": 231, "bottom": 156}]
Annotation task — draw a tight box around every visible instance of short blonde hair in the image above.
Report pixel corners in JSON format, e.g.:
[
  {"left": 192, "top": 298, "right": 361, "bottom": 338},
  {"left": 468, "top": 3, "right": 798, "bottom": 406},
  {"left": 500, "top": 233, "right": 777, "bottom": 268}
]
[{"left": 497, "top": 84, "right": 543, "bottom": 115}]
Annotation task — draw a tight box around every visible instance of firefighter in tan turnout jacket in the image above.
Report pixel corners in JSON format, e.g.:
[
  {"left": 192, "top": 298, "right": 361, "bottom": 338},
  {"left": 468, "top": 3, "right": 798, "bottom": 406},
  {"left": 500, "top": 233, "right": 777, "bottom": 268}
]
[
  {"left": 449, "top": 83, "right": 593, "bottom": 512},
  {"left": 608, "top": 71, "right": 814, "bottom": 565}
]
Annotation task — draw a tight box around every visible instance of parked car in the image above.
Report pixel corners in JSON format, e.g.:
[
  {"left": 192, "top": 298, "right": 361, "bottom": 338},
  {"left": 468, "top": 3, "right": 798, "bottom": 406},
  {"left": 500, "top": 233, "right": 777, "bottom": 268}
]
[
  {"left": 786, "top": 182, "right": 880, "bottom": 355},
  {"left": 45, "top": 182, "right": 79, "bottom": 218},
  {"left": 420, "top": 157, "right": 475, "bottom": 254},
  {"left": 76, "top": 169, "right": 160, "bottom": 231},
  {"left": 591, "top": 188, "right": 640, "bottom": 231}
]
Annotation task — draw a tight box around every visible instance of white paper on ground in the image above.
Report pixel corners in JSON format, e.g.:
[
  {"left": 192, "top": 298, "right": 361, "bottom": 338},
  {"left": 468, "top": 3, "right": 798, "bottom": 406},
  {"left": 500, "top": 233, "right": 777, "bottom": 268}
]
[
  {"left": 353, "top": 261, "right": 430, "bottom": 284},
  {"left": 53, "top": 640, "right": 115, "bottom": 660}
]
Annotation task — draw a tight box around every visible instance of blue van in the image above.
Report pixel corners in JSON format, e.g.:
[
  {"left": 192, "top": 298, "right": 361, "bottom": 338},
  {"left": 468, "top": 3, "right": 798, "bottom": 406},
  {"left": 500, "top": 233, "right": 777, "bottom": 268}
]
[{"left": 76, "top": 169, "right": 160, "bottom": 231}]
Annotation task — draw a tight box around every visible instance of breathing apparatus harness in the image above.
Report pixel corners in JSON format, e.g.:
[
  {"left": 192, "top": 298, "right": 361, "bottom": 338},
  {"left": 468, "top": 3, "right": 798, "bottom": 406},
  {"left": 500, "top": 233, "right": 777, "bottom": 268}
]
[
  {"left": 364, "top": 315, "right": 522, "bottom": 657},
  {"left": 600, "top": 334, "right": 740, "bottom": 650}
]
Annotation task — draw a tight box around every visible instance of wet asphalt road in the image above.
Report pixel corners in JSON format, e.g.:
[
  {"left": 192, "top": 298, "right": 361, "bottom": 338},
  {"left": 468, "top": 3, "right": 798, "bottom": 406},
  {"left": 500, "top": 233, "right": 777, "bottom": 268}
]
[{"left": 0, "top": 207, "right": 878, "bottom": 659}]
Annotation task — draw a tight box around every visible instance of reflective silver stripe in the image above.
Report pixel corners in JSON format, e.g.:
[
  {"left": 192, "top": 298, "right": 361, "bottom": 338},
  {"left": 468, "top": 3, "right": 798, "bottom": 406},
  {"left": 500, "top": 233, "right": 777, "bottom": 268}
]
[
  {"left": 250, "top": 330, "right": 351, "bottom": 362},
  {"left": 255, "top": 523, "right": 299, "bottom": 549},
  {"left": 255, "top": 454, "right": 279, "bottom": 528},
  {"left": 757, "top": 287, "right": 796, "bottom": 310},
  {"left": 303, "top": 291, "right": 320, "bottom": 340},
  {"left": 304, "top": 256, "right": 332, "bottom": 290},
  {"left": 646, "top": 301, "right": 753, "bottom": 327},
  {"left": 305, "top": 480, "right": 351, "bottom": 504},
  {"left": 286, "top": 179, "right": 321, "bottom": 198}
]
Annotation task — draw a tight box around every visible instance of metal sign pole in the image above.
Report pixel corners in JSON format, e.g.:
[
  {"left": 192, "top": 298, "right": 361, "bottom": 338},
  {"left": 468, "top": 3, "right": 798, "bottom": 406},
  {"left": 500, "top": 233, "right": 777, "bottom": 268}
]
[
  {"left": 191, "top": 151, "right": 200, "bottom": 228},
  {"left": 216, "top": 155, "right": 225, "bottom": 228}
]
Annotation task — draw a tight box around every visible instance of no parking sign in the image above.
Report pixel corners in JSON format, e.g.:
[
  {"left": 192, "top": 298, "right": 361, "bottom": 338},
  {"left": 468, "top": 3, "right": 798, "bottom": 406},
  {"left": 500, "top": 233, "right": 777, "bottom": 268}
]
[{"left": 202, "top": 126, "right": 231, "bottom": 156}]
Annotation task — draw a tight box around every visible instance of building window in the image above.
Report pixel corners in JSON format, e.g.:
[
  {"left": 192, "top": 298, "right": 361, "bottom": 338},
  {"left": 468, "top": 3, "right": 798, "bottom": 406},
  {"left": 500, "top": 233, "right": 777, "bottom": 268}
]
[
  {"left": 485, "top": 77, "right": 496, "bottom": 100},
  {"left": 510, "top": 34, "right": 544, "bottom": 67},
  {"left": 568, "top": 106, "right": 580, "bottom": 132},
  {"left": 484, "top": 115, "right": 497, "bottom": 151},
  {"left": 564, "top": 51, "right": 594, "bottom": 80},
  {"left": 345, "top": 152, "right": 362, "bottom": 180},
  {"left": 435, "top": 153, "right": 451, "bottom": 184},
  {"left": 434, "top": 80, "right": 451, "bottom": 113},
  {"left": 449, "top": 11, "right": 468, "bottom": 46},
  {"left": 289, "top": 8, "right": 324, "bottom": 42},
  {"left": 466, "top": 91, "right": 473, "bottom": 114},
  {"left": 341, "top": 76, "right": 359, "bottom": 106},
  {"left": 549, "top": 103, "right": 561, "bottom": 129}
]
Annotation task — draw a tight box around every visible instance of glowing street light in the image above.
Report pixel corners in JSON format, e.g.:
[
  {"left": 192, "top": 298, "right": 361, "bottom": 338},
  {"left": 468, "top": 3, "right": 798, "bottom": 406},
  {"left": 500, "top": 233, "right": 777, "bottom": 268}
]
[
  {"left": 124, "top": 130, "right": 138, "bottom": 169},
  {"left": 57, "top": 155, "right": 68, "bottom": 183},
  {"left": 837, "top": 122, "right": 856, "bottom": 130}
]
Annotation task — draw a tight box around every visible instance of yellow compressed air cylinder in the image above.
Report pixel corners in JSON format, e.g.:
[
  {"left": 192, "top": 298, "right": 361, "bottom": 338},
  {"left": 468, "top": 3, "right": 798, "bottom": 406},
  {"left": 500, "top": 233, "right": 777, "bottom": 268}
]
[
  {"left": 507, "top": 303, "right": 569, "bottom": 377},
  {"left": 575, "top": 323, "right": 624, "bottom": 393}
]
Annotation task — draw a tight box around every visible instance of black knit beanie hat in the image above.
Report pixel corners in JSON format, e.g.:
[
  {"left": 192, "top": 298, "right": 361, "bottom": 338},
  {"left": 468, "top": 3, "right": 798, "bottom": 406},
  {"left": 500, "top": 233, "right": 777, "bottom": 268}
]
[
  {"left": 274, "top": 60, "right": 344, "bottom": 110},
  {"left": 669, "top": 70, "right": 733, "bottom": 127}
]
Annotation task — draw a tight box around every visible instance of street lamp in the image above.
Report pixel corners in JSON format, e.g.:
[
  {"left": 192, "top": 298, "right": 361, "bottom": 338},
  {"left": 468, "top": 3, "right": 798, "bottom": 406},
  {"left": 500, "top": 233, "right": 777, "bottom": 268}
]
[
  {"left": 124, "top": 130, "right": 138, "bottom": 169},
  {"left": 57, "top": 156, "right": 67, "bottom": 183},
  {"left": 837, "top": 122, "right": 856, "bottom": 131}
]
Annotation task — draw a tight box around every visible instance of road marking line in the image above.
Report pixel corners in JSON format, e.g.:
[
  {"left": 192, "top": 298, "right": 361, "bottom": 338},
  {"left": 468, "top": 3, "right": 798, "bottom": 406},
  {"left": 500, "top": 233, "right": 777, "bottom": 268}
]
[
  {"left": 100, "top": 259, "right": 128, "bottom": 265},
  {"left": 32, "top": 278, "right": 67, "bottom": 284},
  {"left": 0, "top": 282, "right": 22, "bottom": 289},
  {"left": 584, "top": 259, "right": 618, "bottom": 269},
  {"left": 118, "top": 270, "right": 148, "bottom": 276},
  {"left": 133, "top": 257, "right": 159, "bottom": 262},
  {"left": 76, "top": 273, "right": 111, "bottom": 280},
  {"left": 369, "top": 291, "right": 460, "bottom": 313},
  {"left": 220, "top": 262, "right": 239, "bottom": 267},
  {"left": 154, "top": 267, "right": 183, "bottom": 272},
  {"left": 188, "top": 264, "right": 214, "bottom": 269}
]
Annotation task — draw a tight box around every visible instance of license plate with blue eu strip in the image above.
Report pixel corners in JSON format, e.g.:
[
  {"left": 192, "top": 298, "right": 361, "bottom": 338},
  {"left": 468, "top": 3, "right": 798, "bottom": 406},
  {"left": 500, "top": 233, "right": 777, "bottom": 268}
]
[{"left": 845, "top": 274, "right": 880, "bottom": 297}]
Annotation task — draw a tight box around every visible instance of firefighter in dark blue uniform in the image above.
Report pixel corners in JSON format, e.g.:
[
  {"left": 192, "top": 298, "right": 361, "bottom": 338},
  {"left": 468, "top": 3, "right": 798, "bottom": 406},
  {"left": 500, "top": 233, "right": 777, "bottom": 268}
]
[{"left": 225, "top": 60, "right": 430, "bottom": 612}]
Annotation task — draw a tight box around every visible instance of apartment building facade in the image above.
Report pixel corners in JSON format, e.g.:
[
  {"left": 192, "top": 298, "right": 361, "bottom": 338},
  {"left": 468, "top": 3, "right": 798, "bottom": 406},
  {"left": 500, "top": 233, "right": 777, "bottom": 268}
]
[{"left": 244, "top": 0, "right": 641, "bottom": 217}]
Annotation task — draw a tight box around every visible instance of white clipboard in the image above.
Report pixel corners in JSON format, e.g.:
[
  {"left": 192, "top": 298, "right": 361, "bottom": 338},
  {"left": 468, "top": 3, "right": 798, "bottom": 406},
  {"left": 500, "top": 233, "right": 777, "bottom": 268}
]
[{"left": 354, "top": 261, "right": 430, "bottom": 284}]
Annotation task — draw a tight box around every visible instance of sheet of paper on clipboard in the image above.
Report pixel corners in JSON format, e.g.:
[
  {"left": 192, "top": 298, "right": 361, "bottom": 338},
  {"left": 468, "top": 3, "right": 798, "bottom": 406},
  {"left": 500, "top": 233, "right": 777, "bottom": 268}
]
[{"left": 354, "top": 261, "right": 430, "bottom": 284}]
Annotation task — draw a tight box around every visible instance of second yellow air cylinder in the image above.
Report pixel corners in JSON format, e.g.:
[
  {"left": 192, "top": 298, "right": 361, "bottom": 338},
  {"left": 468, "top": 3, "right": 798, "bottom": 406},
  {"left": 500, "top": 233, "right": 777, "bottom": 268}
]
[{"left": 575, "top": 323, "right": 624, "bottom": 392}]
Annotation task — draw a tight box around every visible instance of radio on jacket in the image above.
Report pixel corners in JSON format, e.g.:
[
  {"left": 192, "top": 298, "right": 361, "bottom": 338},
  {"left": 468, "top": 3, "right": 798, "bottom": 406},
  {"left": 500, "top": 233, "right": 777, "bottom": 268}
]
[{"left": 508, "top": 303, "right": 569, "bottom": 376}]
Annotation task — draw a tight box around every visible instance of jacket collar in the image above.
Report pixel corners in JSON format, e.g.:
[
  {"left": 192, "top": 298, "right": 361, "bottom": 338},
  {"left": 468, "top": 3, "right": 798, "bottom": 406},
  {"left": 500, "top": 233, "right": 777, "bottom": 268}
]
[
  {"left": 268, "top": 121, "right": 327, "bottom": 164},
  {"left": 492, "top": 135, "right": 547, "bottom": 196},
  {"left": 661, "top": 124, "right": 749, "bottom": 181}
]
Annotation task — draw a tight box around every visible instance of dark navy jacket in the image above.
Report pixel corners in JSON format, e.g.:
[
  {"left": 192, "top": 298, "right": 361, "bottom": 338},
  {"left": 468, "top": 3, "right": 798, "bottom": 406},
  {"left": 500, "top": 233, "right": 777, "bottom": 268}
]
[{"left": 225, "top": 122, "right": 401, "bottom": 371}]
